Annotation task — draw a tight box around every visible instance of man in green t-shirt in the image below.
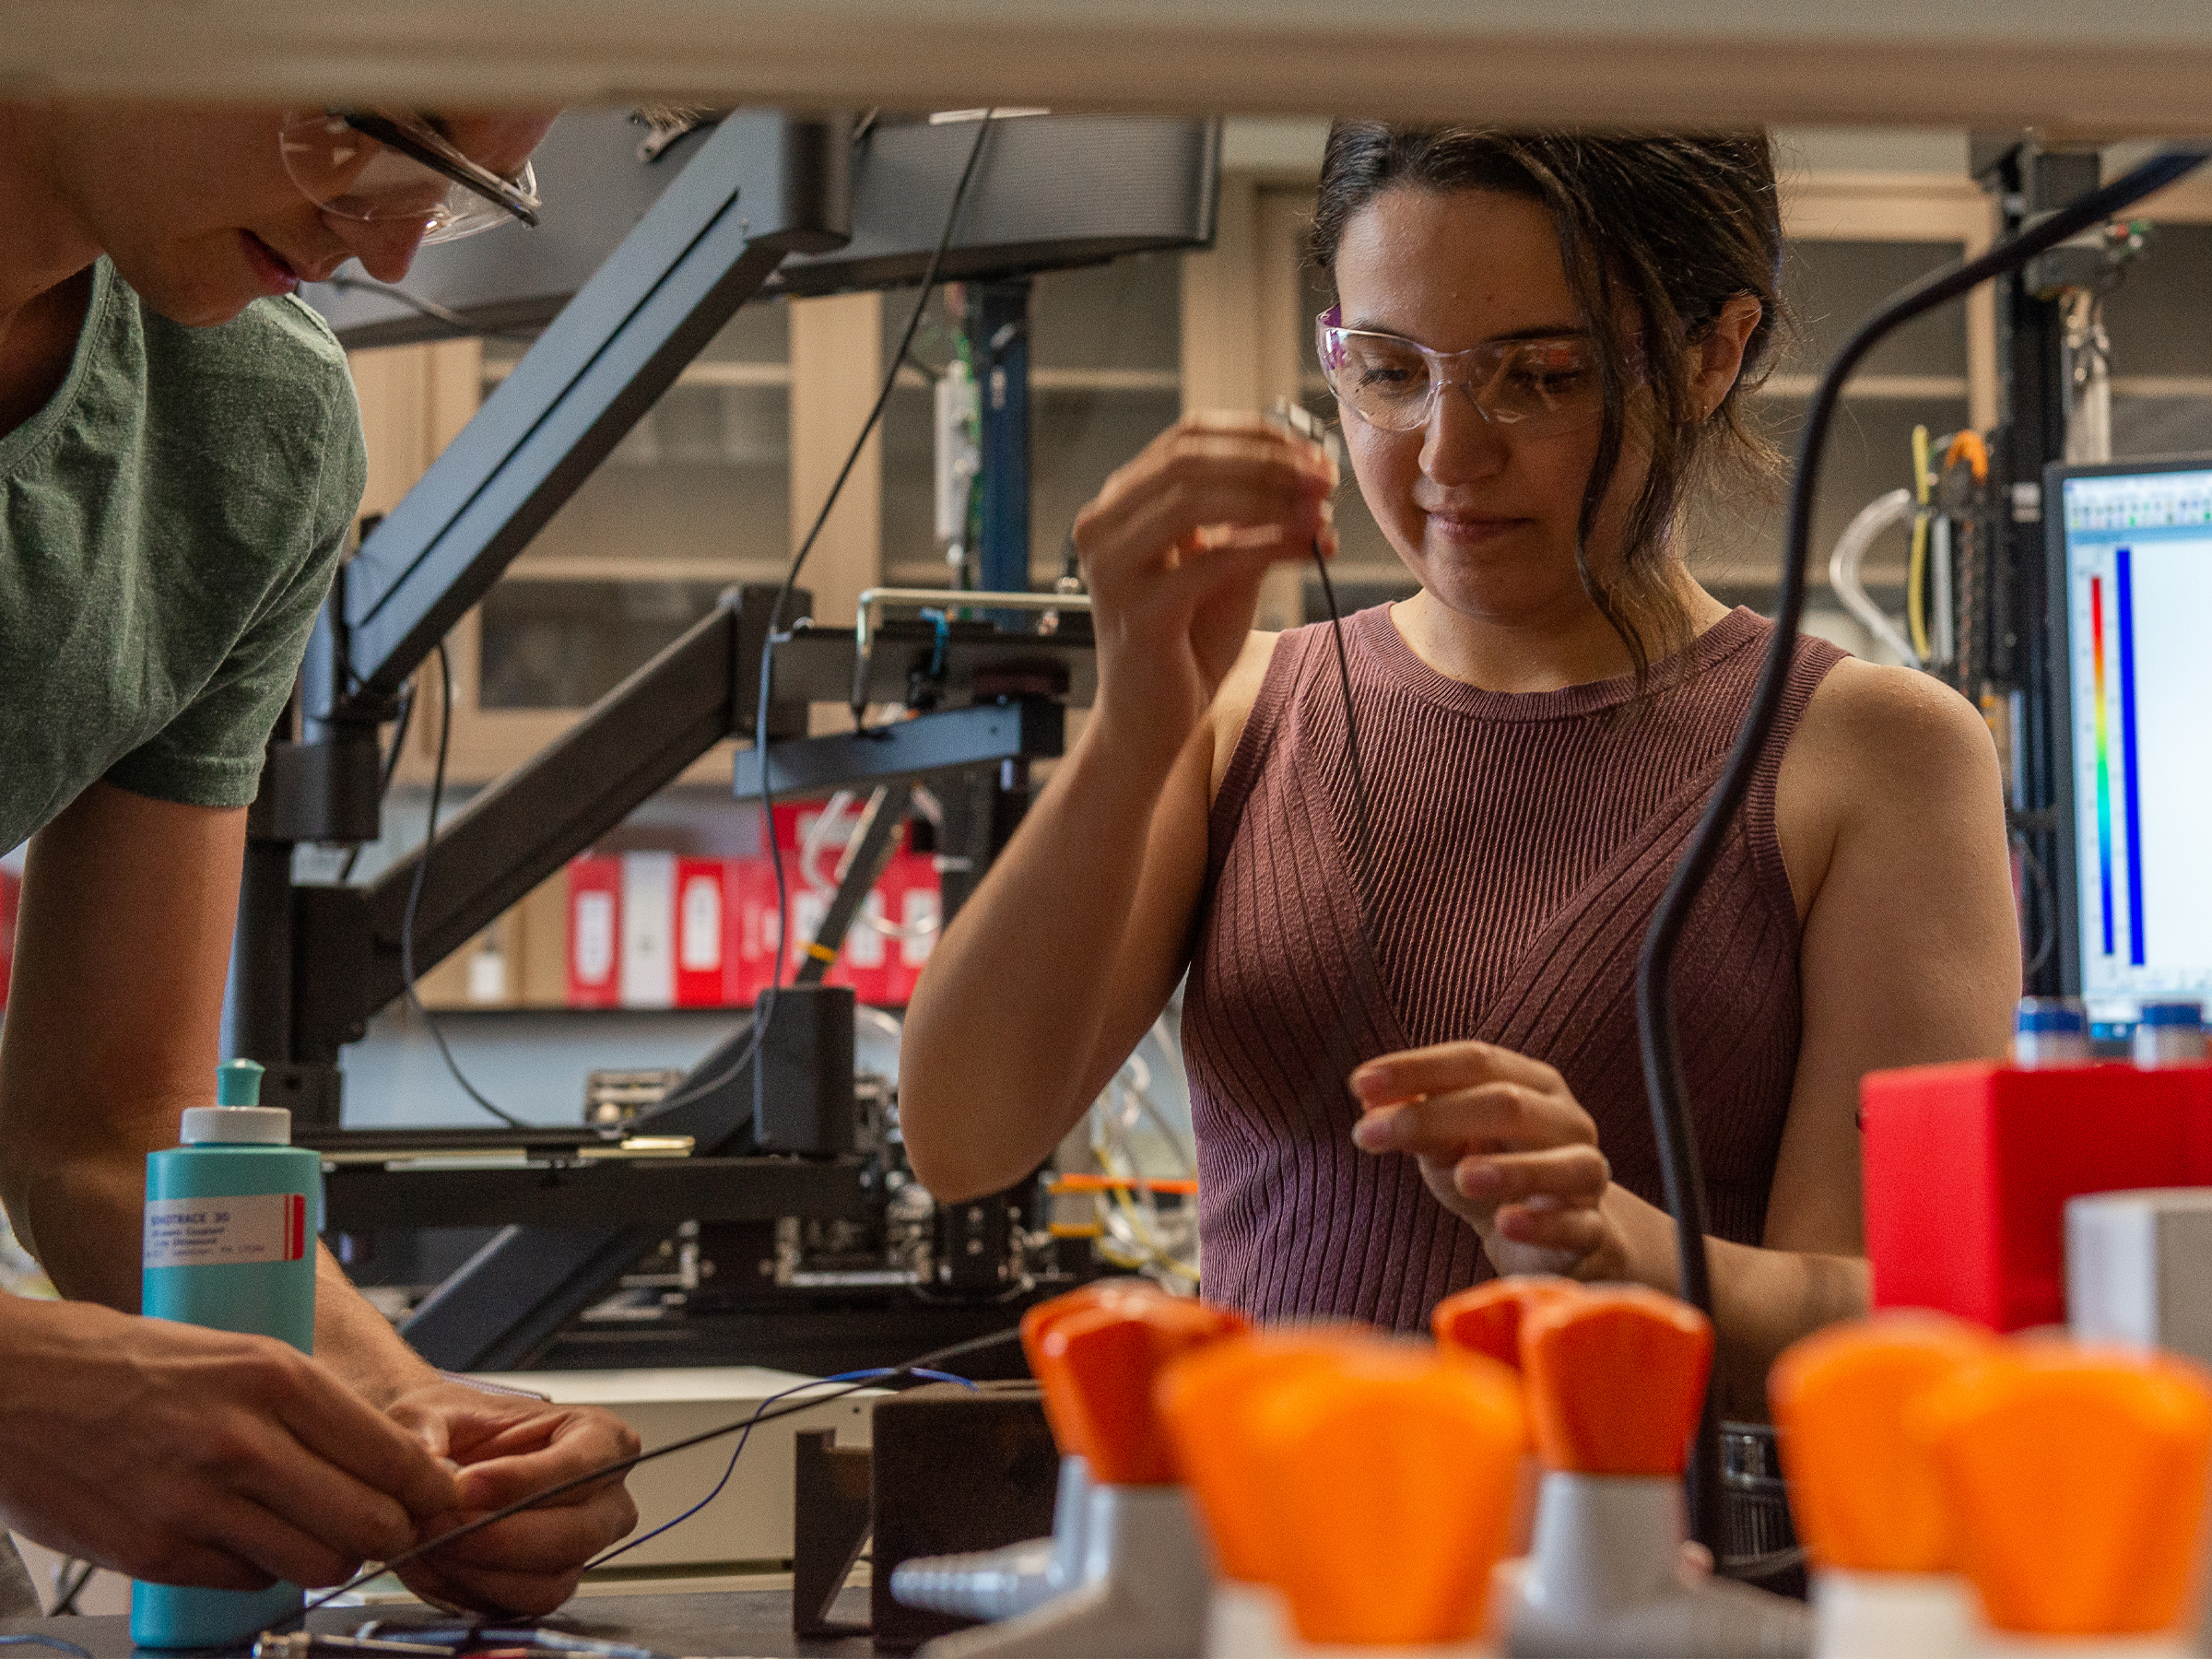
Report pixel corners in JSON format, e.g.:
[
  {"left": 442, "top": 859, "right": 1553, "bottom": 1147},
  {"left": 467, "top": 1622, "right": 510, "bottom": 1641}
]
[{"left": 0, "top": 102, "right": 642, "bottom": 1617}]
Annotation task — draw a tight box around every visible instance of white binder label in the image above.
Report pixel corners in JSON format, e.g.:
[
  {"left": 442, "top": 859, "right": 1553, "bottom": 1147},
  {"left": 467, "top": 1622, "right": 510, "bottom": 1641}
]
[{"left": 144, "top": 1193, "right": 309, "bottom": 1268}]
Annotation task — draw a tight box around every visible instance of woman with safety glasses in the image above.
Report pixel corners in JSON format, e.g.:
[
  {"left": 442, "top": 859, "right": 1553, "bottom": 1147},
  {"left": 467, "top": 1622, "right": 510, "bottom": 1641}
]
[
  {"left": 0, "top": 103, "right": 641, "bottom": 1618},
  {"left": 900, "top": 125, "right": 2019, "bottom": 1414}
]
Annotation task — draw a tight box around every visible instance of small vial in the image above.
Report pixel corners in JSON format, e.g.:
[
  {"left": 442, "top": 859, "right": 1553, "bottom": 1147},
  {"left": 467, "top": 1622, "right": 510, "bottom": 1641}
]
[
  {"left": 2013, "top": 996, "right": 2090, "bottom": 1066},
  {"left": 2134, "top": 1000, "right": 2206, "bottom": 1066}
]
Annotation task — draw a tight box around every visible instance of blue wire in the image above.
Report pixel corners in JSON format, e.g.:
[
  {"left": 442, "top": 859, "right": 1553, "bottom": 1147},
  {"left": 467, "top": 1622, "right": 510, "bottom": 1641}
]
[
  {"left": 582, "top": 1368, "right": 975, "bottom": 1571},
  {"left": 0, "top": 1638, "right": 94, "bottom": 1659}
]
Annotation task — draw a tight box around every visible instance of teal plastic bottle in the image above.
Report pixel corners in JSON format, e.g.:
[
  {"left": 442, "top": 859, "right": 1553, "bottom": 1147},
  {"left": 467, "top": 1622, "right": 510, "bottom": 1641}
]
[{"left": 131, "top": 1059, "right": 324, "bottom": 1649}]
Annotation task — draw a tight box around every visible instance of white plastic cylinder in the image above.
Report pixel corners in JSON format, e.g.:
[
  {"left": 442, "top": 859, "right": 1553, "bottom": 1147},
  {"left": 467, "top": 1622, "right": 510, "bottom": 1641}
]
[
  {"left": 1206, "top": 1580, "right": 1292, "bottom": 1659},
  {"left": 1813, "top": 1569, "right": 1974, "bottom": 1659}
]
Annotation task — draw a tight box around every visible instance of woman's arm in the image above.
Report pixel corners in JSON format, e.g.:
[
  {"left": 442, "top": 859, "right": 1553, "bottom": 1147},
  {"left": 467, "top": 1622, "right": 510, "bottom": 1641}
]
[
  {"left": 1735, "top": 659, "right": 2019, "bottom": 1390},
  {"left": 900, "top": 415, "right": 1334, "bottom": 1200},
  {"left": 1350, "top": 660, "right": 2018, "bottom": 1414}
]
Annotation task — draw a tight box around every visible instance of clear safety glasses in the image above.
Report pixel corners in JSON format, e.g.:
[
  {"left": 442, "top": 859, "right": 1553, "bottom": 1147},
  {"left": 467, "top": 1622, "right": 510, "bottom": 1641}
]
[
  {"left": 278, "top": 110, "right": 541, "bottom": 245},
  {"left": 1315, "top": 305, "right": 1607, "bottom": 437}
]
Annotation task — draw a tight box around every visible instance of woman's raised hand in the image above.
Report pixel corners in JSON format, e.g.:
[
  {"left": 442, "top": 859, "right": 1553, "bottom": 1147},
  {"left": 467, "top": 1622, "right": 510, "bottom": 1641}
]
[
  {"left": 1348, "top": 1041, "right": 1621, "bottom": 1280},
  {"left": 1072, "top": 412, "right": 1335, "bottom": 768}
]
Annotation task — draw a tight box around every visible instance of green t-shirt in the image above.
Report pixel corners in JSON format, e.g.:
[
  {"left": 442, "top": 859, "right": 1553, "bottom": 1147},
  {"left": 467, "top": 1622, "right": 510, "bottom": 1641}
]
[{"left": 0, "top": 257, "right": 367, "bottom": 855}]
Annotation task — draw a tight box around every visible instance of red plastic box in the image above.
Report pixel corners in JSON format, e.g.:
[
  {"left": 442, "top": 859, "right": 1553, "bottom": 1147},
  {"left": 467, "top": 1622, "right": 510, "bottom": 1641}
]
[{"left": 1862, "top": 1059, "right": 2212, "bottom": 1331}]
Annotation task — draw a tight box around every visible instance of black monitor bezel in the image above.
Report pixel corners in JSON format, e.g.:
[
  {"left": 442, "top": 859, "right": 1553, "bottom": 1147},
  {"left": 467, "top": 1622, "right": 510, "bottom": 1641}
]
[{"left": 2043, "top": 451, "right": 2212, "bottom": 999}]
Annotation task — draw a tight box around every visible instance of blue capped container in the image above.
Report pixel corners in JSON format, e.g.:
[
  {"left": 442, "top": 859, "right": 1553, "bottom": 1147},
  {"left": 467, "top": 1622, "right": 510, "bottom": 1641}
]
[
  {"left": 2134, "top": 999, "right": 2206, "bottom": 1066},
  {"left": 2012, "top": 995, "right": 2090, "bottom": 1066},
  {"left": 131, "top": 1059, "right": 323, "bottom": 1649}
]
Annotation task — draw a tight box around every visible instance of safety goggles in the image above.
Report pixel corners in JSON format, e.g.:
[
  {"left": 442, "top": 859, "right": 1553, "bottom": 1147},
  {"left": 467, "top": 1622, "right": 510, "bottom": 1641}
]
[
  {"left": 1315, "top": 305, "right": 1607, "bottom": 437},
  {"left": 279, "top": 109, "right": 541, "bottom": 245}
]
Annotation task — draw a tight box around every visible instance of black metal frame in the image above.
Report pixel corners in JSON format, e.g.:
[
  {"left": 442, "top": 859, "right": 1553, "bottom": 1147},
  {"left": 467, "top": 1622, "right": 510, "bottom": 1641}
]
[
  {"left": 228, "top": 109, "right": 1128, "bottom": 1369},
  {"left": 1972, "top": 136, "right": 2105, "bottom": 999},
  {"left": 230, "top": 108, "right": 856, "bottom": 1118}
]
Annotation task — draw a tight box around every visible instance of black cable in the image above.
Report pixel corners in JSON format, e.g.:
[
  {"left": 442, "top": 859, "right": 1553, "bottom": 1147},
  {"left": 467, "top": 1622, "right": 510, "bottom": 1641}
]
[
  {"left": 1307, "top": 534, "right": 1394, "bottom": 1112},
  {"left": 1634, "top": 143, "right": 2212, "bottom": 1560},
  {"left": 338, "top": 682, "right": 418, "bottom": 883},
  {"left": 1312, "top": 545, "right": 1378, "bottom": 936},
  {"left": 245, "top": 1325, "right": 1022, "bottom": 1645},
  {"left": 744, "top": 111, "right": 996, "bottom": 1071},
  {"left": 400, "top": 641, "right": 526, "bottom": 1129},
  {"left": 581, "top": 1365, "right": 972, "bottom": 1572}
]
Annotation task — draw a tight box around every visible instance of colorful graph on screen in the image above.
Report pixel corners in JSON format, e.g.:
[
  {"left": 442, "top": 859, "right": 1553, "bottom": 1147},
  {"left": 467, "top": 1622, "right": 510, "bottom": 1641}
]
[
  {"left": 2091, "top": 573, "right": 2114, "bottom": 958},
  {"left": 2086, "top": 551, "right": 2149, "bottom": 969},
  {"left": 2063, "top": 465, "right": 2212, "bottom": 1015}
]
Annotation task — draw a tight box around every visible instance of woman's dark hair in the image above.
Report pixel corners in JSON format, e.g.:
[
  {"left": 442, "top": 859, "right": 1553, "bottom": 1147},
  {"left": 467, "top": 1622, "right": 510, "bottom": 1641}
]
[{"left": 1309, "top": 124, "right": 1785, "bottom": 682}]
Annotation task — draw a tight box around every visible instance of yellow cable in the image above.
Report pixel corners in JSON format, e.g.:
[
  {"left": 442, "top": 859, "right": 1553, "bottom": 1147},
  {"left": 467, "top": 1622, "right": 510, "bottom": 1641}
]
[{"left": 1907, "top": 425, "right": 1933, "bottom": 661}]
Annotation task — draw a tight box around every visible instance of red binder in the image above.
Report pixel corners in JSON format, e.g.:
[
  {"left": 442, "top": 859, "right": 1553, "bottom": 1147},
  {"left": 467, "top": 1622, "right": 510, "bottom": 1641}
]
[
  {"left": 565, "top": 856, "right": 622, "bottom": 1007},
  {"left": 674, "top": 857, "right": 727, "bottom": 1007}
]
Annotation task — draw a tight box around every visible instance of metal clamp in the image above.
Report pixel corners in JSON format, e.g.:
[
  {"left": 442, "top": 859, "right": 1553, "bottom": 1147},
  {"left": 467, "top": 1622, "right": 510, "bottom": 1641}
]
[{"left": 852, "top": 588, "right": 1092, "bottom": 713}]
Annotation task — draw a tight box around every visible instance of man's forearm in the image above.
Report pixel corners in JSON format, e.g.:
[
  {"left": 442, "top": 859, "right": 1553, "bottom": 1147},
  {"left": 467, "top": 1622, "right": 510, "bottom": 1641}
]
[
  {"left": 3, "top": 1131, "right": 159, "bottom": 1311},
  {"left": 10, "top": 1138, "right": 438, "bottom": 1405}
]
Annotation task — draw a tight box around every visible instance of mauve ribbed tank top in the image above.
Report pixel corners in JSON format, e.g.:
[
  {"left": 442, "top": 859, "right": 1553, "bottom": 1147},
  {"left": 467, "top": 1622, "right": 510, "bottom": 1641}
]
[{"left": 1182, "top": 604, "right": 1847, "bottom": 1331}]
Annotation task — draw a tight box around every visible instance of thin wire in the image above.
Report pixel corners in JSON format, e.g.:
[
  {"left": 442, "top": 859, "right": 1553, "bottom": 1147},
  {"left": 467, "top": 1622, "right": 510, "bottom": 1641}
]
[
  {"left": 323, "top": 274, "right": 539, "bottom": 343},
  {"left": 744, "top": 110, "right": 998, "bottom": 1078},
  {"left": 1632, "top": 142, "right": 2212, "bottom": 1561},
  {"left": 251, "top": 1326, "right": 1020, "bottom": 1643},
  {"left": 0, "top": 1640, "right": 93, "bottom": 1658},
  {"left": 1312, "top": 541, "right": 1379, "bottom": 937},
  {"left": 582, "top": 1367, "right": 974, "bottom": 1572},
  {"left": 400, "top": 641, "right": 525, "bottom": 1128},
  {"left": 1306, "top": 531, "right": 1394, "bottom": 1112},
  {"left": 49, "top": 1557, "right": 94, "bottom": 1618}
]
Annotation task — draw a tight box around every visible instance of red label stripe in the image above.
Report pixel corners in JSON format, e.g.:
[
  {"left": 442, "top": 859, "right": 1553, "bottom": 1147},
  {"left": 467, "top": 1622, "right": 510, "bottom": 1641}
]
[{"left": 285, "top": 1193, "right": 307, "bottom": 1261}]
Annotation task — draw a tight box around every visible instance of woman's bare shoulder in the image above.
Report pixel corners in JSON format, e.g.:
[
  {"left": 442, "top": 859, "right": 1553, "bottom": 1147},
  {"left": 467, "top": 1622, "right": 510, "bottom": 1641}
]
[
  {"left": 1206, "top": 630, "right": 1284, "bottom": 800},
  {"left": 1793, "top": 655, "right": 1998, "bottom": 787},
  {"left": 1777, "top": 653, "right": 2004, "bottom": 912}
]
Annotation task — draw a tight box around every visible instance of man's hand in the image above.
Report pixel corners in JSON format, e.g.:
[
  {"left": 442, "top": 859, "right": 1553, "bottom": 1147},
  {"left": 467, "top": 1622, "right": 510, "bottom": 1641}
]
[
  {"left": 385, "top": 1383, "right": 640, "bottom": 1616},
  {"left": 0, "top": 1297, "right": 460, "bottom": 1590},
  {"left": 1349, "top": 1040, "right": 1619, "bottom": 1279}
]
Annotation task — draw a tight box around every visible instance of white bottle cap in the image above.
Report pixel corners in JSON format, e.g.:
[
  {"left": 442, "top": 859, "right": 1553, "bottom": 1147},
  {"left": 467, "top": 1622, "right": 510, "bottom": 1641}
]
[{"left": 179, "top": 1106, "right": 294, "bottom": 1146}]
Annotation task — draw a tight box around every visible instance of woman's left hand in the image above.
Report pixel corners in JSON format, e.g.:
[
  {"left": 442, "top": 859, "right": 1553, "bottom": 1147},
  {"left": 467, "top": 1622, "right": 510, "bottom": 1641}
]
[{"left": 1349, "top": 1041, "right": 1620, "bottom": 1279}]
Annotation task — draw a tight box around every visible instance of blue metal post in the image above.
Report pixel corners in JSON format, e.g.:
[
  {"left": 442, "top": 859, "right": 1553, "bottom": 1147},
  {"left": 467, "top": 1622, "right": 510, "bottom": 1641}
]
[{"left": 969, "top": 278, "right": 1031, "bottom": 598}]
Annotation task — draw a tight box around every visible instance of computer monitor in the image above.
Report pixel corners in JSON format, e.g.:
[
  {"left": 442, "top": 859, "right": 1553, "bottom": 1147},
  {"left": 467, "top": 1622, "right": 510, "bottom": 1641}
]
[{"left": 2049, "top": 455, "right": 2212, "bottom": 1030}]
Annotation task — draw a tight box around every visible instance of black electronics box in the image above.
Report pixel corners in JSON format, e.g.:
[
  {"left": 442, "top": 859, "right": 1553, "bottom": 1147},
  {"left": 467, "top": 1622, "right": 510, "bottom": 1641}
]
[{"left": 753, "top": 983, "right": 855, "bottom": 1155}]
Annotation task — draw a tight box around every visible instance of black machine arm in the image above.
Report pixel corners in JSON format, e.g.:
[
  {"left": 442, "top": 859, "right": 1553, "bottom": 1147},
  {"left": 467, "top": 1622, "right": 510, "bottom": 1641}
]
[
  {"left": 287, "top": 588, "right": 1091, "bottom": 1065},
  {"left": 240, "top": 112, "right": 1218, "bottom": 1371},
  {"left": 308, "top": 111, "right": 853, "bottom": 724}
]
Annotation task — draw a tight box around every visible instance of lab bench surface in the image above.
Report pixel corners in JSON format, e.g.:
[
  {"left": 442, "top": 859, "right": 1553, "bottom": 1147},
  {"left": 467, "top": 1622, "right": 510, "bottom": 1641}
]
[{"left": 0, "top": 1587, "right": 877, "bottom": 1659}]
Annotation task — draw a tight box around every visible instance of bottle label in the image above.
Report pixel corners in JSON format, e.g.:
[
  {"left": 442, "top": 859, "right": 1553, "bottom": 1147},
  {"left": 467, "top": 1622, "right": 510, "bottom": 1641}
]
[{"left": 144, "top": 1193, "right": 310, "bottom": 1268}]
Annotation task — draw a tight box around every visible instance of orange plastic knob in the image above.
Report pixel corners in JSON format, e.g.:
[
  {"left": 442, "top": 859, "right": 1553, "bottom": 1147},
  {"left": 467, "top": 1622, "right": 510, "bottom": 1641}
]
[
  {"left": 1018, "top": 1279, "right": 1162, "bottom": 1452},
  {"left": 1767, "top": 1312, "right": 1997, "bottom": 1573},
  {"left": 1432, "top": 1277, "right": 1580, "bottom": 1371},
  {"left": 1033, "top": 1295, "right": 1249, "bottom": 1485},
  {"left": 1259, "top": 1348, "right": 1525, "bottom": 1646},
  {"left": 1156, "top": 1331, "right": 1378, "bottom": 1583},
  {"left": 1915, "top": 1347, "right": 2212, "bottom": 1636},
  {"left": 1520, "top": 1285, "right": 1712, "bottom": 1476}
]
